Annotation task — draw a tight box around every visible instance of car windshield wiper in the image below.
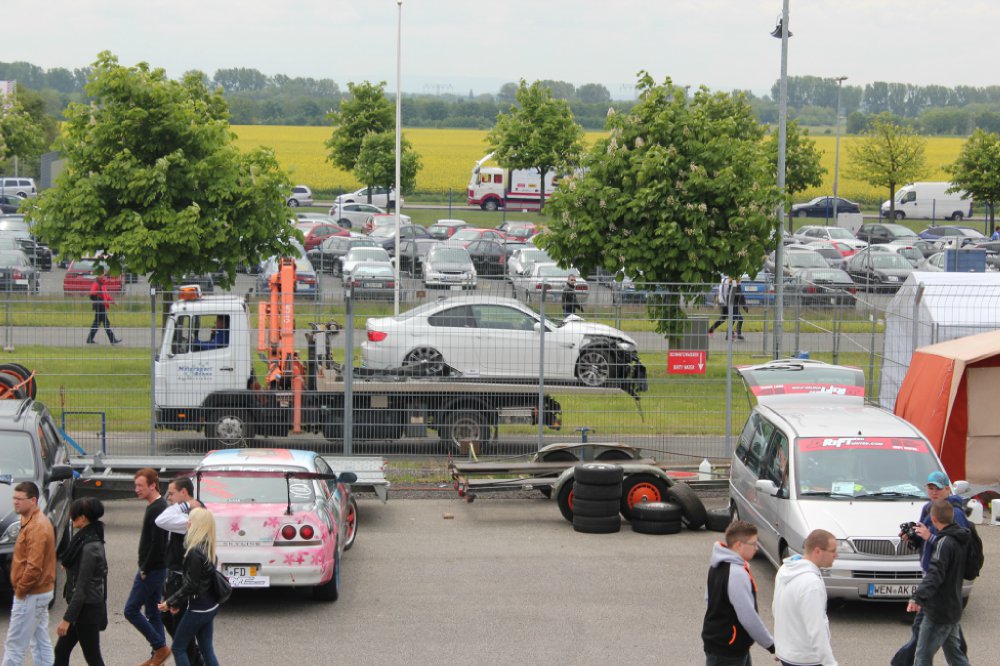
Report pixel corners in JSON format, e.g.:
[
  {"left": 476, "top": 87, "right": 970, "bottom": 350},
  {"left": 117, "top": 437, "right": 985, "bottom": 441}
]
[
  {"left": 857, "top": 491, "right": 925, "bottom": 499},
  {"left": 798, "top": 490, "right": 855, "bottom": 498}
]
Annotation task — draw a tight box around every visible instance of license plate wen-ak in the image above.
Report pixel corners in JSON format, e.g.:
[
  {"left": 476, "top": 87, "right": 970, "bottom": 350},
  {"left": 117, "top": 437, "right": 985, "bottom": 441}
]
[{"left": 868, "top": 583, "right": 917, "bottom": 598}]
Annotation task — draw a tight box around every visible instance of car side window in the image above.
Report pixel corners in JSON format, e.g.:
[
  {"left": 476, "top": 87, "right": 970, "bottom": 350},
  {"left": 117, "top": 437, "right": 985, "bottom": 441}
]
[
  {"left": 172, "top": 315, "right": 192, "bottom": 354},
  {"left": 428, "top": 306, "right": 474, "bottom": 328},
  {"left": 735, "top": 413, "right": 758, "bottom": 463},
  {"left": 761, "top": 430, "right": 790, "bottom": 495},
  {"left": 40, "top": 417, "right": 66, "bottom": 465},
  {"left": 314, "top": 457, "right": 335, "bottom": 497},
  {"left": 745, "top": 418, "right": 774, "bottom": 476},
  {"left": 471, "top": 305, "right": 535, "bottom": 331}
]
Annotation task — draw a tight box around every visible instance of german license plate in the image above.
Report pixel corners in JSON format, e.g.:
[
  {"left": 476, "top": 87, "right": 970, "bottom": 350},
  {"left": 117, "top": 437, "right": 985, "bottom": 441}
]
[
  {"left": 868, "top": 583, "right": 917, "bottom": 598},
  {"left": 363, "top": 282, "right": 383, "bottom": 288},
  {"left": 224, "top": 564, "right": 269, "bottom": 588},
  {"left": 224, "top": 564, "right": 257, "bottom": 577},
  {"left": 450, "top": 285, "right": 462, "bottom": 291}
]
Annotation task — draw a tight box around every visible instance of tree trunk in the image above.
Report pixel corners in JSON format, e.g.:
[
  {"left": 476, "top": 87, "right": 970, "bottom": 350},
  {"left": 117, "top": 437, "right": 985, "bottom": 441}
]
[
  {"left": 888, "top": 184, "right": 897, "bottom": 220},
  {"left": 538, "top": 167, "right": 547, "bottom": 213}
]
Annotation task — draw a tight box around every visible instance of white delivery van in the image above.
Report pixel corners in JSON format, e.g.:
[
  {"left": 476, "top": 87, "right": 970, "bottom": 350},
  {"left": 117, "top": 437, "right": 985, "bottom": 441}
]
[
  {"left": 881, "top": 182, "right": 972, "bottom": 221},
  {"left": 729, "top": 359, "right": 972, "bottom": 602}
]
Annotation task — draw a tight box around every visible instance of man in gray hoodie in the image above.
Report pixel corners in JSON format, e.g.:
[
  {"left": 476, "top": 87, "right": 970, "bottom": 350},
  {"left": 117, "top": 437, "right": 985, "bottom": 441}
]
[
  {"left": 702, "top": 520, "right": 775, "bottom": 665},
  {"left": 772, "top": 529, "right": 838, "bottom": 666}
]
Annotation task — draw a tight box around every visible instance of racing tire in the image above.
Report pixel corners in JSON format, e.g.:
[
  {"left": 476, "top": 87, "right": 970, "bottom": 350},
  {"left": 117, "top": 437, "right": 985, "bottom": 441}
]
[
  {"left": 444, "top": 411, "right": 490, "bottom": 455},
  {"left": 0, "top": 373, "right": 25, "bottom": 400},
  {"left": 619, "top": 474, "right": 670, "bottom": 522},
  {"left": 705, "top": 507, "right": 731, "bottom": 533},
  {"left": 571, "top": 482, "right": 623, "bottom": 501},
  {"left": 632, "top": 517, "right": 682, "bottom": 535},
  {"left": 572, "top": 513, "right": 621, "bottom": 534},
  {"left": 402, "top": 347, "right": 446, "bottom": 376},
  {"left": 573, "top": 463, "right": 624, "bottom": 486},
  {"left": 556, "top": 479, "right": 575, "bottom": 522},
  {"left": 576, "top": 346, "right": 613, "bottom": 388},
  {"left": 343, "top": 497, "right": 359, "bottom": 551},
  {"left": 570, "top": 497, "right": 620, "bottom": 518},
  {"left": 211, "top": 409, "right": 250, "bottom": 447},
  {"left": 666, "top": 482, "right": 708, "bottom": 530},
  {"left": 0, "top": 363, "right": 35, "bottom": 399},
  {"left": 630, "top": 501, "right": 682, "bottom": 523},
  {"left": 313, "top": 547, "right": 340, "bottom": 602}
]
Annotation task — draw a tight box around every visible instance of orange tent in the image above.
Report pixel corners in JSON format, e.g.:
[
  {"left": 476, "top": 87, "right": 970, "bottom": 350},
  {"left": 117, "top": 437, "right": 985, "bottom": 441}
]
[{"left": 894, "top": 329, "right": 1000, "bottom": 491}]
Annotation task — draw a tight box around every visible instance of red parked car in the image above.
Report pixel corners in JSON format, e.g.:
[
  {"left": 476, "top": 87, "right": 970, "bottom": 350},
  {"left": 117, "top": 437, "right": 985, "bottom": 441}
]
[
  {"left": 295, "top": 221, "right": 349, "bottom": 251},
  {"left": 63, "top": 259, "right": 124, "bottom": 294}
]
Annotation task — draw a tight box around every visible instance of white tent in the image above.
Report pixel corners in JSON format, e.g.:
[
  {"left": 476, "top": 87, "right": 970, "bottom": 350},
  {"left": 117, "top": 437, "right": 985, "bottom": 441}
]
[{"left": 879, "top": 271, "right": 1000, "bottom": 408}]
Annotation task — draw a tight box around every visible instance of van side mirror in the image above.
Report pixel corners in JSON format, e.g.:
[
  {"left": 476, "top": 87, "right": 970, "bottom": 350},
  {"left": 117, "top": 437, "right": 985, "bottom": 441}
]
[
  {"left": 953, "top": 480, "right": 970, "bottom": 495},
  {"left": 755, "top": 479, "right": 780, "bottom": 497}
]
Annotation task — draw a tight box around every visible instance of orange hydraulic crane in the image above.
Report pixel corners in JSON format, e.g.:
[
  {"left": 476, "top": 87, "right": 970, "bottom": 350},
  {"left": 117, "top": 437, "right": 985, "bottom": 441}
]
[{"left": 257, "top": 258, "right": 305, "bottom": 432}]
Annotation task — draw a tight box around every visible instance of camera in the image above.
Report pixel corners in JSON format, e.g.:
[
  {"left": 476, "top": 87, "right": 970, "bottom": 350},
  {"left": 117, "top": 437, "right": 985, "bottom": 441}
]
[{"left": 899, "top": 521, "right": 920, "bottom": 545}]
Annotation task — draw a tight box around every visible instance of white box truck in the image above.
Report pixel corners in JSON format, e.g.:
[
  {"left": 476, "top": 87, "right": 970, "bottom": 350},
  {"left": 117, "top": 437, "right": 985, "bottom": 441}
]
[
  {"left": 467, "top": 153, "right": 556, "bottom": 211},
  {"left": 880, "top": 182, "right": 972, "bottom": 221}
]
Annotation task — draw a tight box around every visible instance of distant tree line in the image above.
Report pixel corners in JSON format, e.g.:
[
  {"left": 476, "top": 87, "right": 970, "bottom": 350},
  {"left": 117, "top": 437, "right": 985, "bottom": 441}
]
[{"left": 7, "top": 60, "right": 1000, "bottom": 134}]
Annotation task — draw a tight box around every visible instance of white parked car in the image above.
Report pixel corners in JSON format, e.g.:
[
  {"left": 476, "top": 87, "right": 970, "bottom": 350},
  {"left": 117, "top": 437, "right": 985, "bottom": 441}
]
[
  {"left": 422, "top": 245, "right": 477, "bottom": 290},
  {"left": 340, "top": 247, "right": 391, "bottom": 286},
  {"left": 514, "top": 263, "right": 588, "bottom": 304},
  {"left": 361, "top": 296, "right": 647, "bottom": 391},
  {"left": 334, "top": 187, "right": 401, "bottom": 210},
  {"left": 327, "top": 202, "right": 384, "bottom": 229},
  {"left": 507, "top": 247, "right": 552, "bottom": 278},
  {"left": 287, "top": 185, "right": 313, "bottom": 207}
]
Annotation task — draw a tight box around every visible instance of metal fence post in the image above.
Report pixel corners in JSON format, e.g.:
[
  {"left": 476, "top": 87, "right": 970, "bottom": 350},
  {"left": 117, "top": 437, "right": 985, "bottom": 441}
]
[
  {"left": 911, "top": 283, "right": 925, "bottom": 356},
  {"left": 343, "top": 288, "right": 354, "bottom": 456},
  {"left": 725, "top": 283, "right": 734, "bottom": 458},
  {"left": 149, "top": 287, "right": 157, "bottom": 455},
  {"left": 537, "top": 285, "right": 547, "bottom": 451},
  {"left": 867, "top": 311, "right": 877, "bottom": 401}
]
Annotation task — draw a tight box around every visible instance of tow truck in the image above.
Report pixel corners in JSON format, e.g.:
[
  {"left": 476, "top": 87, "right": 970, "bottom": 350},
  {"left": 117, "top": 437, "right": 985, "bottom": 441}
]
[{"left": 154, "top": 259, "right": 635, "bottom": 452}]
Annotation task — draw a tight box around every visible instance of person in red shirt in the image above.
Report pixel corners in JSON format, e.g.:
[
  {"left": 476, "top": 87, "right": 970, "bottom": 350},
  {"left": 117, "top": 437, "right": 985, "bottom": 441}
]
[{"left": 86, "top": 275, "right": 121, "bottom": 345}]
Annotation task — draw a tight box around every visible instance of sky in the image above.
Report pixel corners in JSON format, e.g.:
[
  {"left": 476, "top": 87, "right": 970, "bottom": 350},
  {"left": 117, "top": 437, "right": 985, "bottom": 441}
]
[{"left": 4, "top": 1, "right": 998, "bottom": 98}]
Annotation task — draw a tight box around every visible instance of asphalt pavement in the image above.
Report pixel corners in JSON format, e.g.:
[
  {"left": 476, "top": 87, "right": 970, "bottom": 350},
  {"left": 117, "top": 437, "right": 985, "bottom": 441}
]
[{"left": 1, "top": 497, "right": 996, "bottom": 665}]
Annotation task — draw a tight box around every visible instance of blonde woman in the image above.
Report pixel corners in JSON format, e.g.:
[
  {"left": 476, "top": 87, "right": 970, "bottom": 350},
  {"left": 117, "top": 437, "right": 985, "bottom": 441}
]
[{"left": 157, "top": 508, "right": 220, "bottom": 666}]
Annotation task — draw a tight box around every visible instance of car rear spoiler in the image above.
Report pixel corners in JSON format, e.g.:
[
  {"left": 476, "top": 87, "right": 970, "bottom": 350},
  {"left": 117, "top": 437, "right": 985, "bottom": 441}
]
[{"left": 194, "top": 469, "right": 358, "bottom": 516}]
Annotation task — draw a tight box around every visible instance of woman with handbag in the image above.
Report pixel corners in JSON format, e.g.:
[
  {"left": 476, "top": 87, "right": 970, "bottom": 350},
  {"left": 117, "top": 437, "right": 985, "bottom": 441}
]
[
  {"left": 158, "top": 508, "right": 221, "bottom": 666},
  {"left": 54, "top": 497, "right": 109, "bottom": 666}
]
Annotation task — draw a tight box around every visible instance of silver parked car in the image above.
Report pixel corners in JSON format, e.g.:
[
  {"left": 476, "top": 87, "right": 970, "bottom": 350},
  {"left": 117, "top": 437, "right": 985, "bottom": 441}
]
[
  {"left": 422, "top": 245, "right": 476, "bottom": 289},
  {"left": 729, "top": 359, "right": 971, "bottom": 602}
]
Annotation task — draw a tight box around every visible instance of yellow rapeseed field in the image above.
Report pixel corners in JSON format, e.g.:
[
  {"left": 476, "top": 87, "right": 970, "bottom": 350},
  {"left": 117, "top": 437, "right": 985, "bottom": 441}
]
[{"left": 232, "top": 125, "right": 966, "bottom": 205}]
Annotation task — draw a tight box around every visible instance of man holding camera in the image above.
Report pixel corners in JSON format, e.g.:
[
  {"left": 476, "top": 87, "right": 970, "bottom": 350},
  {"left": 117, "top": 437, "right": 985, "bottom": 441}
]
[{"left": 891, "top": 471, "right": 969, "bottom": 666}]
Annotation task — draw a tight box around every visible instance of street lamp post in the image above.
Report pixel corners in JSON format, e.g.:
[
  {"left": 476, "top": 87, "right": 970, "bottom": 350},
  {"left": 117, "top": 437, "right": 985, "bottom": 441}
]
[
  {"left": 771, "top": 0, "right": 791, "bottom": 360},
  {"left": 393, "top": 0, "right": 403, "bottom": 316},
  {"left": 832, "top": 76, "right": 847, "bottom": 220}
]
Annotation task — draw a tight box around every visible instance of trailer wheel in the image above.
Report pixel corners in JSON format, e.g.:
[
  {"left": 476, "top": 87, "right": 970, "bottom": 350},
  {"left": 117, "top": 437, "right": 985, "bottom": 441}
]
[
  {"left": 576, "top": 346, "right": 612, "bottom": 387},
  {"left": 444, "top": 411, "right": 489, "bottom": 454},
  {"left": 666, "top": 482, "right": 708, "bottom": 530},
  {"left": 403, "top": 347, "right": 446, "bottom": 376},
  {"left": 619, "top": 474, "right": 669, "bottom": 521},
  {"left": 595, "top": 449, "right": 632, "bottom": 461},
  {"left": 557, "top": 479, "right": 574, "bottom": 522},
  {"left": 0, "top": 363, "right": 35, "bottom": 399},
  {"left": 343, "top": 497, "right": 359, "bottom": 551},
  {"left": 313, "top": 546, "right": 340, "bottom": 602},
  {"left": 211, "top": 410, "right": 250, "bottom": 446},
  {"left": 536, "top": 450, "right": 577, "bottom": 498},
  {"left": 0, "top": 373, "right": 25, "bottom": 400}
]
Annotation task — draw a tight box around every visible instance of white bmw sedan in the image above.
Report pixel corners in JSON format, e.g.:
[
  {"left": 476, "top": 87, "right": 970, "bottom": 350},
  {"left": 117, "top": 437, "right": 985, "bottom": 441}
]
[{"left": 361, "top": 296, "right": 647, "bottom": 392}]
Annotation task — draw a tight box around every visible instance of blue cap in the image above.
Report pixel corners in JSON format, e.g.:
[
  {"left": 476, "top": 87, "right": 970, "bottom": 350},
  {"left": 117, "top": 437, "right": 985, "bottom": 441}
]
[{"left": 927, "top": 471, "right": 951, "bottom": 489}]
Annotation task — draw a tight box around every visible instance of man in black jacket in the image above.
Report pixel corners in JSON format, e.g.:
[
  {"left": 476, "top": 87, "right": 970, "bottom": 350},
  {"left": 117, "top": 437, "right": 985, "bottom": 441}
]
[
  {"left": 125, "top": 468, "right": 170, "bottom": 666},
  {"left": 907, "top": 500, "right": 971, "bottom": 666}
]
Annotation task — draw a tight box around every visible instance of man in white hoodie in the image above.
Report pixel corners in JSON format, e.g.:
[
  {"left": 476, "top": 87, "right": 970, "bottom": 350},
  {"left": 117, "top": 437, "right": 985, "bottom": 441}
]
[{"left": 772, "top": 529, "right": 838, "bottom": 666}]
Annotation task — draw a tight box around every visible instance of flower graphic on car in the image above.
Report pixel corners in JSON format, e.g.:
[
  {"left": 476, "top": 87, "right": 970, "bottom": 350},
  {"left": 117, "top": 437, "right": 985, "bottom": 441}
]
[
  {"left": 229, "top": 519, "right": 241, "bottom": 534},
  {"left": 263, "top": 517, "right": 280, "bottom": 529},
  {"left": 284, "top": 552, "right": 305, "bottom": 566}
]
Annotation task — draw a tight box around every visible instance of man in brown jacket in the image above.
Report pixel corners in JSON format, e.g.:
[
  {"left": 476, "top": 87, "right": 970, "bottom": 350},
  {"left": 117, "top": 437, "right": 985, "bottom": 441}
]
[{"left": 2, "top": 481, "right": 56, "bottom": 666}]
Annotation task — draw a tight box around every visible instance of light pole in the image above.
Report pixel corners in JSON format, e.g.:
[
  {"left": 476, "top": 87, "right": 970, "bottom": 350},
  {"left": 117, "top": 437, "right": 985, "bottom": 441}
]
[
  {"left": 832, "top": 76, "right": 847, "bottom": 220},
  {"left": 771, "top": 0, "right": 791, "bottom": 360},
  {"left": 393, "top": 0, "right": 403, "bottom": 316}
]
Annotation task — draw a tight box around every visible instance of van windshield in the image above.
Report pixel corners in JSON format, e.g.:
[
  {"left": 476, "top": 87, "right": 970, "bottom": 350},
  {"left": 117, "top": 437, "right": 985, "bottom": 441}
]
[{"left": 794, "top": 437, "right": 940, "bottom": 499}]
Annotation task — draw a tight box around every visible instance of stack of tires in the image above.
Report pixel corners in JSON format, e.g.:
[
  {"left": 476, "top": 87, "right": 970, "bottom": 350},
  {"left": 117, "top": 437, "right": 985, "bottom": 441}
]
[{"left": 570, "top": 463, "right": 623, "bottom": 534}]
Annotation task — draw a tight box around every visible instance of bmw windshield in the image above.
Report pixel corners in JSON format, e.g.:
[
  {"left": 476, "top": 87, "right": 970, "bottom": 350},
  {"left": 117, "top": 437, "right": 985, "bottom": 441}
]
[{"left": 795, "top": 437, "right": 938, "bottom": 499}]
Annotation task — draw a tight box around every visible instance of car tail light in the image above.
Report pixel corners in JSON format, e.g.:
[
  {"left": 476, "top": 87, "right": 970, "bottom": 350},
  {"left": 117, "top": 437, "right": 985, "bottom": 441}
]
[
  {"left": 535, "top": 283, "right": 543, "bottom": 290},
  {"left": 11, "top": 270, "right": 21, "bottom": 280},
  {"left": 368, "top": 330, "right": 387, "bottom": 342},
  {"left": 575, "top": 284, "right": 587, "bottom": 292},
  {"left": 299, "top": 276, "right": 316, "bottom": 285},
  {"left": 386, "top": 281, "right": 395, "bottom": 288},
  {"left": 280, "top": 525, "right": 297, "bottom": 540},
  {"left": 299, "top": 525, "right": 315, "bottom": 540},
  {"left": 805, "top": 285, "right": 817, "bottom": 293}
]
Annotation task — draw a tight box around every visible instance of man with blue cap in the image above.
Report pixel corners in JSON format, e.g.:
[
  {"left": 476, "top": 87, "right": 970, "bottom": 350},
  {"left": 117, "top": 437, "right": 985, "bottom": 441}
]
[{"left": 891, "top": 470, "right": 970, "bottom": 666}]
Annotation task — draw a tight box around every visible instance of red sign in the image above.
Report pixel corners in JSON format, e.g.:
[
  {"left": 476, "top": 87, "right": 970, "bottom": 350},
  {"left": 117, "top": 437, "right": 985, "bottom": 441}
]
[{"left": 667, "top": 350, "right": 706, "bottom": 375}]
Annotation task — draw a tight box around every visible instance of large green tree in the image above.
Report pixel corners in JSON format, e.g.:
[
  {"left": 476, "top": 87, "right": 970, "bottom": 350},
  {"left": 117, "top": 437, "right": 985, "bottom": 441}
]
[
  {"left": 353, "top": 132, "right": 422, "bottom": 198},
  {"left": 845, "top": 113, "right": 927, "bottom": 219},
  {"left": 541, "top": 73, "right": 780, "bottom": 336},
  {"left": 27, "top": 51, "right": 298, "bottom": 292},
  {"left": 947, "top": 129, "right": 1000, "bottom": 234},
  {"left": 0, "top": 94, "right": 48, "bottom": 169},
  {"left": 486, "top": 80, "right": 584, "bottom": 212},
  {"left": 325, "top": 81, "right": 393, "bottom": 179}
]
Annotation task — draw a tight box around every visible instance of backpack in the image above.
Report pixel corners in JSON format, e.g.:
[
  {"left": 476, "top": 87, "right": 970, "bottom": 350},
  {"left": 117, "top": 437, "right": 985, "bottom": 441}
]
[{"left": 963, "top": 520, "right": 985, "bottom": 581}]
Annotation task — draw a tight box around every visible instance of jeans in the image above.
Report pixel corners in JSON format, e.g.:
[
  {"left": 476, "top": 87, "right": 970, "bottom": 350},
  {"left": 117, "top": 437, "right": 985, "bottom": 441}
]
[
  {"left": 2, "top": 590, "right": 54, "bottom": 666},
  {"left": 87, "top": 305, "right": 116, "bottom": 343},
  {"left": 172, "top": 607, "right": 220, "bottom": 666},
  {"left": 914, "top": 617, "right": 969, "bottom": 666},
  {"left": 705, "top": 652, "right": 751, "bottom": 666},
  {"left": 124, "top": 569, "right": 167, "bottom": 649},
  {"left": 53, "top": 605, "right": 105, "bottom": 666}
]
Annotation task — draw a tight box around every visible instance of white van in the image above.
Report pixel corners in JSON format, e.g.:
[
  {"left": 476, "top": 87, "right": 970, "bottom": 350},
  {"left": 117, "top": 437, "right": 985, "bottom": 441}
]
[
  {"left": 880, "top": 182, "right": 971, "bottom": 221},
  {"left": 0, "top": 177, "right": 36, "bottom": 198},
  {"left": 729, "top": 359, "right": 971, "bottom": 602}
]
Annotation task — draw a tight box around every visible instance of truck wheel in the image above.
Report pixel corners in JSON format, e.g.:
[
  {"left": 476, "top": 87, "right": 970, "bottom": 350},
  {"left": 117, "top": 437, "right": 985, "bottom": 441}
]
[
  {"left": 403, "top": 347, "right": 445, "bottom": 376},
  {"left": 576, "top": 346, "right": 612, "bottom": 387},
  {"left": 667, "top": 482, "right": 708, "bottom": 530},
  {"left": 313, "top": 546, "right": 340, "bottom": 601},
  {"left": 619, "top": 474, "right": 669, "bottom": 521},
  {"left": 894, "top": 211, "right": 905, "bottom": 220},
  {"left": 0, "top": 373, "right": 25, "bottom": 400},
  {"left": 211, "top": 410, "right": 250, "bottom": 446},
  {"left": 343, "top": 497, "right": 359, "bottom": 551},
  {"left": 557, "top": 479, "right": 575, "bottom": 522},
  {"left": 0, "top": 363, "right": 35, "bottom": 399},
  {"left": 444, "top": 411, "right": 489, "bottom": 454},
  {"left": 482, "top": 199, "right": 499, "bottom": 212},
  {"left": 951, "top": 212, "right": 964, "bottom": 221}
]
